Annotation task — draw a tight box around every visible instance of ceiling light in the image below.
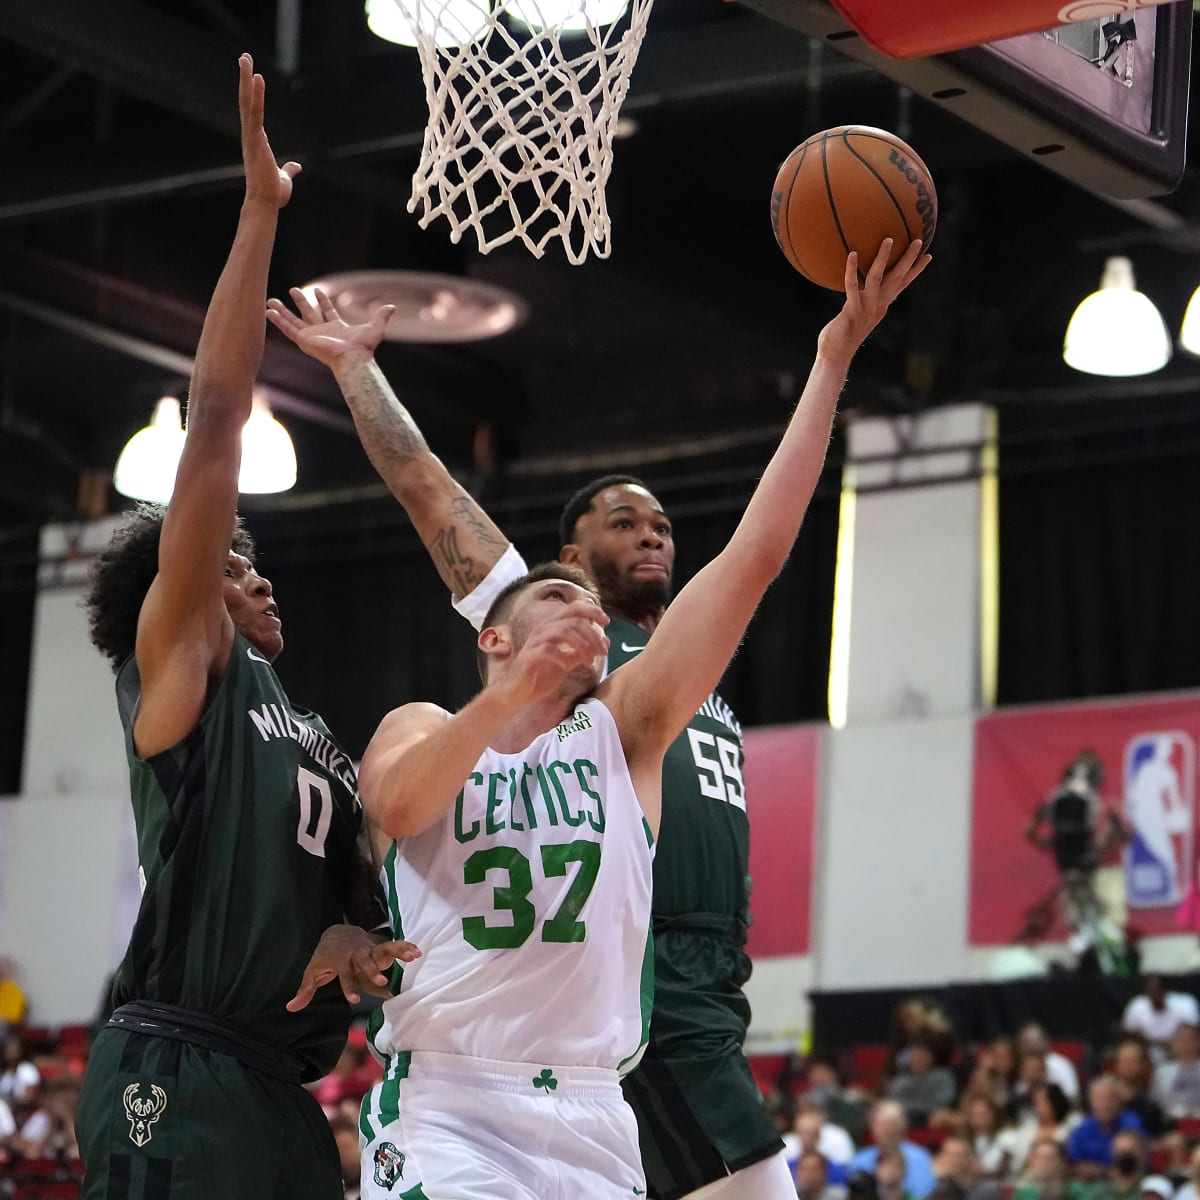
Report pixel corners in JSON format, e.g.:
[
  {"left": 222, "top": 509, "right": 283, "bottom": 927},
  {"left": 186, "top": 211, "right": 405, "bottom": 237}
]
[
  {"left": 299, "top": 271, "right": 528, "bottom": 343},
  {"left": 113, "top": 397, "right": 186, "bottom": 504},
  {"left": 1062, "top": 256, "right": 1172, "bottom": 377},
  {"left": 365, "top": 0, "right": 487, "bottom": 48},
  {"left": 507, "top": 0, "right": 628, "bottom": 31},
  {"left": 1180, "top": 284, "right": 1200, "bottom": 357},
  {"left": 239, "top": 393, "right": 297, "bottom": 494}
]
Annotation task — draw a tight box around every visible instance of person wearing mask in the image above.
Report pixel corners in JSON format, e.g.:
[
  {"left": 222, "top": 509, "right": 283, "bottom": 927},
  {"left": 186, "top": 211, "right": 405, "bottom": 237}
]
[{"left": 1067, "top": 1078, "right": 1145, "bottom": 1181}]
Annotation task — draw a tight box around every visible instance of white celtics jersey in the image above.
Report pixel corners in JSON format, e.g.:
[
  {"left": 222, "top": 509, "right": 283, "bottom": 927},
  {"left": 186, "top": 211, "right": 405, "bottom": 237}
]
[{"left": 371, "top": 697, "right": 655, "bottom": 1072}]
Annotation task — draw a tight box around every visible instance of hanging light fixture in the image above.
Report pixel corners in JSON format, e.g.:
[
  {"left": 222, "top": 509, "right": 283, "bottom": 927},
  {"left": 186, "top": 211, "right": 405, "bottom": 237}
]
[
  {"left": 113, "top": 397, "right": 186, "bottom": 503},
  {"left": 1062, "top": 256, "right": 1172, "bottom": 377},
  {"left": 239, "top": 392, "right": 297, "bottom": 494},
  {"left": 365, "top": 0, "right": 487, "bottom": 48},
  {"left": 1180, "top": 284, "right": 1200, "bottom": 357}
]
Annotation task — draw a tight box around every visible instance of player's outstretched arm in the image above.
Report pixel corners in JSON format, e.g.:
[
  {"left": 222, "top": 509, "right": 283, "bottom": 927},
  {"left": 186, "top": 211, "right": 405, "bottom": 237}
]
[
  {"left": 360, "top": 600, "right": 608, "bottom": 838},
  {"left": 134, "top": 54, "right": 299, "bottom": 758},
  {"left": 266, "top": 288, "right": 512, "bottom": 600},
  {"left": 604, "top": 240, "right": 930, "bottom": 766}
]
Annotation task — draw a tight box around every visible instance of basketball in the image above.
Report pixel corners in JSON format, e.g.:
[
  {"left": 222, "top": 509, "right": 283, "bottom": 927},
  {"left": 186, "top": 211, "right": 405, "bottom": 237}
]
[{"left": 770, "top": 126, "right": 937, "bottom": 291}]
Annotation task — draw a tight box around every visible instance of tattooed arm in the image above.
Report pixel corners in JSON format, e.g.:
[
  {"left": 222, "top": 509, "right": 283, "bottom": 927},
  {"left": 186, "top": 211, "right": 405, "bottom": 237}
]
[{"left": 266, "top": 288, "right": 510, "bottom": 599}]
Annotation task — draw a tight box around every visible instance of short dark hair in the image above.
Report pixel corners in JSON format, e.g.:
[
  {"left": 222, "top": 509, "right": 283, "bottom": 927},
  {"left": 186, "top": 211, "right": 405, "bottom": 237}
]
[
  {"left": 84, "top": 503, "right": 255, "bottom": 670},
  {"left": 1032, "top": 1082, "right": 1071, "bottom": 1126},
  {"left": 475, "top": 561, "right": 599, "bottom": 681},
  {"left": 557, "top": 474, "right": 649, "bottom": 550}
]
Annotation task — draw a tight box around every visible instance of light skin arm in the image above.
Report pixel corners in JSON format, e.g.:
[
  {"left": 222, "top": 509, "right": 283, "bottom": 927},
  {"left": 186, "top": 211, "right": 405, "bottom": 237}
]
[
  {"left": 359, "top": 600, "right": 609, "bottom": 839},
  {"left": 133, "top": 54, "right": 299, "bottom": 758},
  {"left": 600, "top": 241, "right": 931, "bottom": 781},
  {"left": 265, "top": 289, "right": 510, "bottom": 599}
]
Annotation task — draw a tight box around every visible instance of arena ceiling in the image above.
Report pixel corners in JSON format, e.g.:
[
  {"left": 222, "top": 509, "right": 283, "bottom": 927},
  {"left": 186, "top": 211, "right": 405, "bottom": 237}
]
[{"left": 0, "top": 0, "right": 1198, "bottom": 543}]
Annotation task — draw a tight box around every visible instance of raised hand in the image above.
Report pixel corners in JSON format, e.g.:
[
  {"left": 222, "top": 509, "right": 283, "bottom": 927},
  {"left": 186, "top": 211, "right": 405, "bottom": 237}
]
[
  {"left": 499, "top": 599, "right": 610, "bottom": 710},
  {"left": 266, "top": 287, "right": 395, "bottom": 369},
  {"left": 286, "top": 924, "right": 421, "bottom": 1011},
  {"left": 817, "top": 238, "right": 931, "bottom": 367},
  {"left": 238, "top": 53, "right": 301, "bottom": 210}
]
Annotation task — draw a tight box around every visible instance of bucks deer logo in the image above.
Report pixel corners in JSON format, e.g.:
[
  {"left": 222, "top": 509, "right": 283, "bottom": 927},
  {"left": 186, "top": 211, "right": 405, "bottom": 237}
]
[
  {"left": 123, "top": 1083, "right": 168, "bottom": 1147},
  {"left": 373, "top": 1142, "right": 406, "bottom": 1189}
]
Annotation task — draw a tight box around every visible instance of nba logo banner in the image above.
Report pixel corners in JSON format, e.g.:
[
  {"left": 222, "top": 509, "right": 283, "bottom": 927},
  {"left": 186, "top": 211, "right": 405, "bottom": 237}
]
[
  {"left": 1124, "top": 732, "right": 1196, "bottom": 909},
  {"left": 969, "top": 691, "right": 1200, "bottom": 946}
]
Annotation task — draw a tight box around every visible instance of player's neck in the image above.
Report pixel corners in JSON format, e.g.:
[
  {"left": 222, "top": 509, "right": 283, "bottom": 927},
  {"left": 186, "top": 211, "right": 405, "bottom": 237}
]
[
  {"left": 603, "top": 603, "right": 665, "bottom": 634},
  {"left": 488, "top": 689, "right": 589, "bottom": 754}
]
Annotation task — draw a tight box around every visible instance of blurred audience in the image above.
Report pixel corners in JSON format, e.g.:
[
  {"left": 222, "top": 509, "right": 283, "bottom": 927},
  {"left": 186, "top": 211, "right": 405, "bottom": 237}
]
[
  {"left": 851, "top": 1100, "right": 937, "bottom": 1198},
  {"left": 799, "top": 1149, "right": 848, "bottom": 1200},
  {"left": 1112, "top": 1039, "right": 1168, "bottom": 1139},
  {"left": 1012, "top": 1138, "right": 1085, "bottom": 1200},
  {"left": 929, "top": 1134, "right": 1004, "bottom": 1200},
  {"left": 1067, "top": 1077, "right": 1145, "bottom": 1179},
  {"left": 871, "top": 1145, "right": 922, "bottom": 1200},
  {"left": 329, "top": 1113, "right": 361, "bottom": 1200},
  {"left": 1173, "top": 1144, "right": 1200, "bottom": 1200},
  {"left": 788, "top": 1105, "right": 854, "bottom": 1184},
  {"left": 888, "top": 1038, "right": 959, "bottom": 1126},
  {"left": 963, "top": 1096, "right": 1008, "bottom": 1179},
  {"left": 8, "top": 1079, "right": 81, "bottom": 1160},
  {"left": 1150, "top": 1024, "right": 1200, "bottom": 1120},
  {"left": 1123, "top": 978, "right": 1200, "bottom": 1063},
  {"left": 1018, "top": 1025, "right": 1082, "bottom": 1105},
  {"left": 1001, "top": 1083, "right": 1081, "bottom": 1177},
  {"left": 0, "top": 1033, "right": 40, "bottom": 1113}
]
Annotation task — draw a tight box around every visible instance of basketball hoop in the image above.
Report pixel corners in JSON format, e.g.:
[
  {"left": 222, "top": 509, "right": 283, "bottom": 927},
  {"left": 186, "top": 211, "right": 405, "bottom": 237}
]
[{"left": 370, "top": 0, "right": 654, "bottom": 264}]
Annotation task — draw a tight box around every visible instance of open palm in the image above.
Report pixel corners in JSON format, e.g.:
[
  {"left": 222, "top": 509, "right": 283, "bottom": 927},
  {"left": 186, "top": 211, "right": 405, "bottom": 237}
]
[{"left": 265, "top": 287, "right": 394, "bottom": 369}]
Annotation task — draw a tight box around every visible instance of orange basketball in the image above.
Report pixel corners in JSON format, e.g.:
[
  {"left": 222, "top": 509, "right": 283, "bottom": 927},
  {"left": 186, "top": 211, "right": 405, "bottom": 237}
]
[{"left": 770, "top": 126, "right": 937, "bottom": 291}]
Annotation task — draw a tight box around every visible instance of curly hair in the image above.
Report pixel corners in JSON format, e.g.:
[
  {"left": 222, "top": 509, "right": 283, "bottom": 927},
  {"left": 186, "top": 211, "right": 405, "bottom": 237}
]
[{"left": 84, "top": 503, "right": 256, "bottom": 671}]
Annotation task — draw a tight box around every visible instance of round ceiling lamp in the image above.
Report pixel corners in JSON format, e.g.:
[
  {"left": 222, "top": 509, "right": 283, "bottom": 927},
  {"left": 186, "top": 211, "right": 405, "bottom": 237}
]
[{"left": 298, "top": 271, "right": 529, "bottom": 344}]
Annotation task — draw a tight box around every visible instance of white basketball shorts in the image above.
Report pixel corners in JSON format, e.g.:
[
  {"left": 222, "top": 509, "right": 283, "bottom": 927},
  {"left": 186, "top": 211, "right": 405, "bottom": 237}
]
[{"left": 359, "top": 1050, "right": 646, "bottom": 1200}]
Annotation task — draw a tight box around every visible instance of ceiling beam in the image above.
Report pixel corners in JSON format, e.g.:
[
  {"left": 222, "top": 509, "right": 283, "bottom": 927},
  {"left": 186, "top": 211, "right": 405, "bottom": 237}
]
[{"left": 0, "top": 7, "right": 874, "bottom": 222}]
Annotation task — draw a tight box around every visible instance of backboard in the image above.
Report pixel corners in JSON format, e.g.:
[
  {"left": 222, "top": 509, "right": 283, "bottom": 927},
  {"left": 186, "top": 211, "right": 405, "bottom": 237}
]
[{"left": 738, "top": 0, "right": 1191, "bottom": 199}]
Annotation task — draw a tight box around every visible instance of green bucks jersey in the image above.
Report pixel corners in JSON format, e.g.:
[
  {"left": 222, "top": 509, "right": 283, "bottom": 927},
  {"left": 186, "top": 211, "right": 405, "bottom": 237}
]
[
  {"left": 606, "top": 616, "right": 750, "bottom": 924},
  {"left": 111, "top": 633, "right": 361, "bottom": 1080}
]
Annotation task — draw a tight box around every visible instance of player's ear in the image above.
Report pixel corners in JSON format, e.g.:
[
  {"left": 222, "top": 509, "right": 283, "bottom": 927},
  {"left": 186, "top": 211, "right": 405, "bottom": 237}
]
[
  {"left": 478, "top": 625, "right": 509, "bottom": 663},
  {"left": 559, "top": 544, "right": 582, "bottom": 567}
]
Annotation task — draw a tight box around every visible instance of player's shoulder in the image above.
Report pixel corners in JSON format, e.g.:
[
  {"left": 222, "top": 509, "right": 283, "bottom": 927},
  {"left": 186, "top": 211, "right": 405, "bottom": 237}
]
[{"left": 372, "top": 702, "right": 451, "bottom": 740}]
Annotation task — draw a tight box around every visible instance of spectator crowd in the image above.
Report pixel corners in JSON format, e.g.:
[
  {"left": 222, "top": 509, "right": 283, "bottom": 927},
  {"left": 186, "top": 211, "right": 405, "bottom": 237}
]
[{"left": 4, "top": 965, "right": 1200, "bottom": 1200}]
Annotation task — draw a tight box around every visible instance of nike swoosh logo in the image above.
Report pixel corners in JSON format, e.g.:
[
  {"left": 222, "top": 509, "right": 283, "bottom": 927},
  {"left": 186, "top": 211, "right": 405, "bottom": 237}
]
[
  {"left": 620, "top": 643, "right": 645, "bottom": 653},
  {"left": 247, "top": 647, "right": 271, "bottom": 665}
]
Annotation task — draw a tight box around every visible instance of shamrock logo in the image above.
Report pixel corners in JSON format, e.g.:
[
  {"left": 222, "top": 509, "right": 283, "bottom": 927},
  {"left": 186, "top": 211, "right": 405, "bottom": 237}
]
[{"left": 532, "top": 1068, "right": 559, "bottom": 1091}]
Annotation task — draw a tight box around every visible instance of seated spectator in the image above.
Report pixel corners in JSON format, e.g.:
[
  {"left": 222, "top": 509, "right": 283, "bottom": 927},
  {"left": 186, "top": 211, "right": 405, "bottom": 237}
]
[
  {"left": 1112, "top": 1039, "right": 1168, "bottom": 1138},
  {"left": 799, "top": 1149, "right": 849, "bottom": 1200},
  {"left": 1172, "top": 1144, "right": 1200, "bottom": 1200},
  {"left": 1095, "top": 1131, "right": 1148, "bottom": 1200},
  {"left": 978, "top": 1039, "right": 1020, "bottom": 1114},
  {"left": 1012, "top": 1138, "right": 1086, "bottom": 1200},
  {"left": 0, "top": 1093, "right": 15, "bottom": 1142},
  {"left": 889, "top": 1038, "right": 959, "bottom": 1126},
  {"left": 1018, "top": 1024, "right": 1082, "bottom": 1105},
  {"left": 1150, "top": 1024, "right": 1200, "bottom": 1120},
  {"left": 0, "top": 1034, "right": 40, "bottom": 1114},
  {"left": 1012, "top": 1051, "right": 1052, "bottom": 1122},
  {"left": 964, "top": 1097, "right": 1009, "bottom": 1180},
  {"left": 891, "top": 1000, "right": 958, "bottom": 1073},
  {"left": 791, "top": 1105, "right": 855, "bottom": 1183},
  {"left": 805, "top": 1052, "right": 868, "bottom": 1142},
  {"left": 9, "top": 1079, "right": 81, "bottom": 1161},
  {"left": 871, "top": 1145, "right": 922, "bottom": 1200},
  {"left": 0, "top": 958, "right": 27, "bottom": 1035},
  {"left": 1000, "top": 1083, "right": 1081, "bottom": 1180},
  {"left": 929, "top": 1133, "right": 1004, "bottom": 1200},
  {"left": 1123, "top": 978, "right": 1200, "bottom": 1063},
  {"left": 1066, "top": 1077, "right": 1145, "bottom": 1180},
  {"left": 851, "top": 1100, "right": 938, "bottom": 1198}
]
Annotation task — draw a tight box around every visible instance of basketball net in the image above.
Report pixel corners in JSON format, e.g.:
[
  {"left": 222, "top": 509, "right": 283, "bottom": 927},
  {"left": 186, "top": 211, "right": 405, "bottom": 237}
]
[{"left": 390, "top": 0, "right": 653, "bottom": 264}]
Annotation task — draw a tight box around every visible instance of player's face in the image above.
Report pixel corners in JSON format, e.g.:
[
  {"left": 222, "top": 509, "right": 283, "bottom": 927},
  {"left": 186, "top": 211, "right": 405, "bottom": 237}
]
[
  {"left": 223, "top": 551, "right": 283, "bottom": 661},
  {"left": 569, "top": 485, "right": 674, "bottom": 614},
  {"left": 509, "top": 578, "right": 607, "bottom": 691}
]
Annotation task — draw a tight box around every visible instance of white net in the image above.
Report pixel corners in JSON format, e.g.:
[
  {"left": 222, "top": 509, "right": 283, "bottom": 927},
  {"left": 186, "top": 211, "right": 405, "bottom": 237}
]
[{"left": 375, "top": 0, "right": 654, "bottom": 264}]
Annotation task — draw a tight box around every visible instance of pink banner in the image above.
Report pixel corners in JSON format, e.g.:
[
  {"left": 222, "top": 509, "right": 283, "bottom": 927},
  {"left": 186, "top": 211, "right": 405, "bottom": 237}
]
[
  {"left": 970, "top": 693, "right": 1200, "bottom": 946},
  {"left": 744, "top": 724, "right": 819, "bottom": 957}
]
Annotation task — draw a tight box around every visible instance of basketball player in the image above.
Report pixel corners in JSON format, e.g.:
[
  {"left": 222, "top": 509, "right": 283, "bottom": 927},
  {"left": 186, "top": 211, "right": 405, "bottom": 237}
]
[
  {"left": 273, "top": 239, "right": 928, "bottom": 1198},
  {"left": 75, "top": 57, "right": 416, "bottom": 1200}
]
